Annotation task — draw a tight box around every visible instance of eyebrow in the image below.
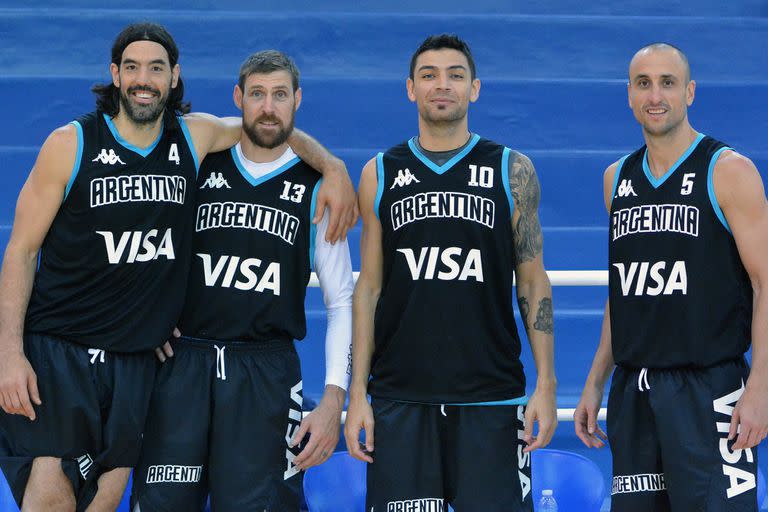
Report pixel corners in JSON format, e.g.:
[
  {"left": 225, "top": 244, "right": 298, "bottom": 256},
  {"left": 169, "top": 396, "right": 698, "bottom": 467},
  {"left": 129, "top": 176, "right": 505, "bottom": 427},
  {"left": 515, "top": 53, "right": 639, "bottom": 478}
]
[
  {"left": 417, "top": 64, "right": 468, "bottom": 73},
  {"left": 122, "top": 58, "right": 168, "bottom": 66},
  {"left": 633, "top": 73, "right": 678, "bottom": 81}
]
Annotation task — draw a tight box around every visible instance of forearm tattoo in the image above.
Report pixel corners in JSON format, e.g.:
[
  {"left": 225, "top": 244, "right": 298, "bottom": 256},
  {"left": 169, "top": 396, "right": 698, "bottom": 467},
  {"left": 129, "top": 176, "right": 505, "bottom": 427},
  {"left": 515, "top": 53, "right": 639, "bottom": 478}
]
[
  {"left": 534, "top": 297, "right": 554, "bottom": 335},
  {"left": 509, "top": 152, "right": 543, "bottom": 263},
  {"left": 518, "top": 296, "right": 531, "bottom": 325}
]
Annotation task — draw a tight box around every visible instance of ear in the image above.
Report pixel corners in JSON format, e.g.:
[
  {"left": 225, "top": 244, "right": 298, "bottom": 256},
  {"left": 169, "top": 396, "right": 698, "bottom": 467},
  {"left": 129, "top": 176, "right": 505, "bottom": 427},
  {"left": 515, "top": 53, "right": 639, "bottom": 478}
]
[
  {"left": 233, "top": 84, "right": 244, "bottom": 111},
  {"left": 686, "top": 79, "right": 696, "bottom": 107},
  {"left": 294, "top": 87, "right": 302, "bottom": 111},
  {"left": 110, "top": 62, "right": 120, "bottom": 88},
  {"left": 469, "top": 78, "right": 481, "bottom": 103},
  {"left": 171, "top": 63, "right": 180, "bottom": 89},
  {"left": 406, "top": 77, "right": 416, "bottom": 102},
  {"left": 627, "top": 81, "right": 633, "bottom": 109}
]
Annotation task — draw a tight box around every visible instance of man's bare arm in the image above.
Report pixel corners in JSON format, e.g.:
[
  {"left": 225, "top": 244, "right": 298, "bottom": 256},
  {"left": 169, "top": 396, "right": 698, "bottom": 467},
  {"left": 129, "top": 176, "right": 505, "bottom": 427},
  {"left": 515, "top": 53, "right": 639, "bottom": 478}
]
[
  {"left": 0, "top": 125, "right": 76, "bottom": 419},
  {"left": 509, "top": 151, "right": 557, "bottom": 452}
]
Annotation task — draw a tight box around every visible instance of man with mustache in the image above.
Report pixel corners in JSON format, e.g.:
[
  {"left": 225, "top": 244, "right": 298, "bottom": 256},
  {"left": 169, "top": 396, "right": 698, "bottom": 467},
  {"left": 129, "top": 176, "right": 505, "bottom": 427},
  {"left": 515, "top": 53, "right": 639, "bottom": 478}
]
[
  {"left": 0, "top": 23, "right": 356, "bottom": 511},
  {"left": 131, "top": 50, "right": 353, "bottom": 511},
  {"left": 345, "top": 34, "right": 556, "bottom": 511},
  {"left": 574, "top": 43, "right": 768, "bottom": 511}
]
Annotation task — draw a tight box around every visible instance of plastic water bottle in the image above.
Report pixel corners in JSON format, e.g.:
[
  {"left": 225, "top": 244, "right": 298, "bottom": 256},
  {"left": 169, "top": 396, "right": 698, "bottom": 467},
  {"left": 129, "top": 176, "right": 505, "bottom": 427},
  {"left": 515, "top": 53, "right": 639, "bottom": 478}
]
[{"left": 539, "top": 489, "right": 558, "bottom": 512}]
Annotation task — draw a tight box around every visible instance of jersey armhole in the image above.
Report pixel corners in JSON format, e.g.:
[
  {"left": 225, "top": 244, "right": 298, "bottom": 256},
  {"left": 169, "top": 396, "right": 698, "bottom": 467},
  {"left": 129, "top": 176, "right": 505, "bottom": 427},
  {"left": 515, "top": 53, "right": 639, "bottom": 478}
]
[
  {"left": 309, "top": 178, "right": 323, "bottom": 270},
  {"left": 707, "top": 146, "right": 733, "bottom": 234},
  {"left": 177, "top": 116, "right": 200, "bottom": 175},
  {"left": 501, "top": 147, "right": 514, "bottom": 217},
  {"left": 374, "top": 152, "right": 385, "bottom": 220},
  {"left": 609, "top": 154, "right": 630, "bottom": 208},
  {"left": 63, "top": 120, "right": 84, "bottom": 202}
]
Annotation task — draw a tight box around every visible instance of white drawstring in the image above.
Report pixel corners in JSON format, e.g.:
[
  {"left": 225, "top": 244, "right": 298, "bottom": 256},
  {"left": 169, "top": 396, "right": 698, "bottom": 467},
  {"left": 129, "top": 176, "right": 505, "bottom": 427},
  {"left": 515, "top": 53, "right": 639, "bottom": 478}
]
[
  {"left": 88, "top": 348, "right": 105, "bottom": 364},
  {"left": 440, "top": 404, "right": 447, "bottom": 417},
  {"left": 215, "top": 345, "right": 227, "bottom": 380},
  {"left": 637, "top": 368, "right": 650, "bottom": 391}
]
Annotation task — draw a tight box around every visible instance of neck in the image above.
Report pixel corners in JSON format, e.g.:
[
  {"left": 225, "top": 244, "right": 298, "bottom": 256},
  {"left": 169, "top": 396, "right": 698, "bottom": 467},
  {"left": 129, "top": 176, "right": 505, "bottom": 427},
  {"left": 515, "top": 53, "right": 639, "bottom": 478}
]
[
  {"left": 111, "top": 111, "right": 164, "bottom": 149},
  {"left": 643, "top": 121, "right": 698, "bottom": 178},
  {"left": 417, "top": 117, "right": 471, "bottom": 151},
  {"left": 239, "top": 135, "right": 289, "bottom": 163}
]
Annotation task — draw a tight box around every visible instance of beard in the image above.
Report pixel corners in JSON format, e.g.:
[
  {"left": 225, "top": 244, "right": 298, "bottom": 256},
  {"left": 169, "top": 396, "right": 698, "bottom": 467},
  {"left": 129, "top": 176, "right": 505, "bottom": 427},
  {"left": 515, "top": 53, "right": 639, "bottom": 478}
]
[
  {"left": 419, "top": 101, "right": 468, "bottom": 125},
  {"left": 243, "top": 113, "right": 295, "bottom": 149},
  {"left": 119, "top": 83, "right": 169, "bottom": 126}
]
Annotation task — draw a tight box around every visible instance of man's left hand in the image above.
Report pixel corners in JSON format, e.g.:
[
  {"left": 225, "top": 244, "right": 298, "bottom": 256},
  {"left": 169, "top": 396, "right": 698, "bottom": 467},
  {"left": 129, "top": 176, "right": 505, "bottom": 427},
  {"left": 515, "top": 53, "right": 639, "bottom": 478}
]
[
  {"left": 291, "top": 385, "right": 345, "bottom": 470},
  {"left": 730, "top": 384, "right": 768, "bottom": 450},
  {"left": 313, "top": 163, "right": 358, "bottom": 243},
  {"left": 523, "top": 384, "right": 557, "bottom": 453}
]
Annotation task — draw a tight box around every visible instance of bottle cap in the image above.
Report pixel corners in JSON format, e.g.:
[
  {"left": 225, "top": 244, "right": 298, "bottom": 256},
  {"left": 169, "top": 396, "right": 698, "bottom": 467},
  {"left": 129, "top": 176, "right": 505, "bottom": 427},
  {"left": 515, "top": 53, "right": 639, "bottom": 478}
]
[{"left": 542, "top": 489, "right": 553, "bottom": 496}]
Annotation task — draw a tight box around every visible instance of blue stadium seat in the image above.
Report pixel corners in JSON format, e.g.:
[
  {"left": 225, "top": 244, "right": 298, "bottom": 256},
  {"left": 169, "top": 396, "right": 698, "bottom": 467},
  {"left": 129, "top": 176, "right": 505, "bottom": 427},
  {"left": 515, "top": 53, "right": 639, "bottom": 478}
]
[
  {"left": 0, "top": 469, "right": 19, "bottom": 512},
  {"left": 532, "top": 448, "right": 605, "bottom": 512},
  {"left": 303, "top": 451, "right": 366, "bottom": 512}
]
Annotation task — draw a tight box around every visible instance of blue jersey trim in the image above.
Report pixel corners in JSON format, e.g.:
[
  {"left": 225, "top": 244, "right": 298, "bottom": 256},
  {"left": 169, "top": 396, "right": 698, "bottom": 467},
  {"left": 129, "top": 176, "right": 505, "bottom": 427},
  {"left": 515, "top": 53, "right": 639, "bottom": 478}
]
[
  {"left": 448, "top": 396, "right": 528, "bottom": 406},
  {"left": 230, "top": 146, "right": 300, "bottom": 187},
  {"left": 177, "top": 116, "right": 199, "bottom": 174},
  {"left": 309, "top": 178, "right": 322, "bottom": 270},
  {"left": 64, "top": 121, "right": 84, "bottom": 201},
  {"left": 501, "top": 147, "right": 514, "bottom": 217},
  {"left": 610, "top": 154, "right": 630, "bottom": 207},
  {"left": 374, "top": 152, "right": 385, "bottom": 220},
  {"left": 707, "top": 146, "right": 733, "bottom": 234},
  {"left": 102, "top": 113, "right": 163, "bottom": 157},
  {"left": 642, "top": 132, "right": 704, "bottom": 189},
  {"left": 407, "top": 133, "right": 480, "bottom": 175}
]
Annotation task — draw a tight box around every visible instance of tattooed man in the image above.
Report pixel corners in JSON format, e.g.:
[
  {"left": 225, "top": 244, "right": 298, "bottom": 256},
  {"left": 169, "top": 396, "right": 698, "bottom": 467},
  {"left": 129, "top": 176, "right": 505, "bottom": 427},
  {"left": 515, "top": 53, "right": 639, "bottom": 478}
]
[{"left": 344, "top": 34, "right": 556, "bottom": 511}]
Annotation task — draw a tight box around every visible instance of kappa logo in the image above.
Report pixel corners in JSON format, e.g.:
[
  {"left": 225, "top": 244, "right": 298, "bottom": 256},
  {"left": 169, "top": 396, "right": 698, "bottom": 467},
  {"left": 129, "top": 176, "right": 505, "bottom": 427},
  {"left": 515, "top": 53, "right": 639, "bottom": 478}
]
[
  {"left": 390, "top": 168, "right": 420, "bottom": 189},
  {"left": 92, "top": 148, "right": 125, "bottom": 165},
  {"left": 616, "top": 179, "right": 637, "bottom": 198},
  {"left": 201, "top": 172, "right": 231, "bottom": 189}
]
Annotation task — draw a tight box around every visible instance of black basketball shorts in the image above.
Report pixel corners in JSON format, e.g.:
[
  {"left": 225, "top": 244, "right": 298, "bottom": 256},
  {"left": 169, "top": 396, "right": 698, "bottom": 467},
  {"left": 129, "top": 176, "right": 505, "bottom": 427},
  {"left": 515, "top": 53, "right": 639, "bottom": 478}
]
[
  {"left": 132, "top": 336, "right": 304, "bottom": 512},
  {"left": 608, "top": 358, "right": 758, "bottom": 512}
]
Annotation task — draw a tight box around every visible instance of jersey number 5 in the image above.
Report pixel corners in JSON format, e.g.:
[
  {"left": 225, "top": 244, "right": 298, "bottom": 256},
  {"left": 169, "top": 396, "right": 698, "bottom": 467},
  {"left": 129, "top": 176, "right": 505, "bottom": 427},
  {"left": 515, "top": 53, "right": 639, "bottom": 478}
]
[{"left": 681, "top": 173, "right": 695, "bottom": 195}]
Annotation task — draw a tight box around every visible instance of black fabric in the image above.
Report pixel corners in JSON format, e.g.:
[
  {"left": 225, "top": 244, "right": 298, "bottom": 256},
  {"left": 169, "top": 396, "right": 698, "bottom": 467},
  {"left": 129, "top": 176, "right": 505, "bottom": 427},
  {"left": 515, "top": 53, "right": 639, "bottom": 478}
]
[
  {"left": 609, "top": 135, "right": 752, "bottom": 368},
  {"left": 132, "top": 337, "right": 304, "bottom": 511},
  {"left": 367, "top": 398, "right": 532, "bottom": 511},
  {"left": 25, "top": 111, "right": 197, "bottom": 353},
  {"left": 608, "top": 359, "right": 758, "bottom": 511},
  {"left": 179, "top": 147, "right": 321, "bottom": 343},
  {"left": 0, "top": 333, "right": 157, "bottom": 509},
  {"left": 370, "top": 136, "right": 525, "bottom": 403}
]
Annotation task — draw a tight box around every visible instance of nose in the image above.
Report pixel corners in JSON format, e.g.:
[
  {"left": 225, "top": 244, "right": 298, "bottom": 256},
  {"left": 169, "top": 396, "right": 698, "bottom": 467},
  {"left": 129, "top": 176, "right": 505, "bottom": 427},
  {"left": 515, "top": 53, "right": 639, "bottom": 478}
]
[
  {"left": 262, "top": 95, "right": 276, "bottom": 114},
  {"left": 648, "top": 83, "right": 663, "bottom": 103},
  {"left": 436, "top": 74, "right": 451, "bottom": 90}
]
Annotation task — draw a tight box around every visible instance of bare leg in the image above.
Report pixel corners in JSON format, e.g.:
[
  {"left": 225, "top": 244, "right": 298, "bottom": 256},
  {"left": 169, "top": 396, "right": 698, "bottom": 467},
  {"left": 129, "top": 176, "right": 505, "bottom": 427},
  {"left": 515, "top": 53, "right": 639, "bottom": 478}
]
[
  {"left": 21, "top": 457, "right": 75, "bottom": 512},
  {"left": 84, "top": 467, "right": 130, "bottom": 512}
]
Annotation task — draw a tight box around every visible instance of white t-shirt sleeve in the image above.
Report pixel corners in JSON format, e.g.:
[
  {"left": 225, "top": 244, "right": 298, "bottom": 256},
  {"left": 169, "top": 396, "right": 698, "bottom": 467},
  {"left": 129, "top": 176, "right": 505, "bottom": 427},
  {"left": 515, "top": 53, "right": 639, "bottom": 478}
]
[{"left": 314, "top": 209, "right": 354, "bottom": 391}]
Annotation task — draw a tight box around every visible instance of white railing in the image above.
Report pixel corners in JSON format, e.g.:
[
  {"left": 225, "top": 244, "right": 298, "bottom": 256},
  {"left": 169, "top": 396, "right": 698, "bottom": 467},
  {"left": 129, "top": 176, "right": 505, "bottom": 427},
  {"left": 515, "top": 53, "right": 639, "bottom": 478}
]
[{"left": 308, "top": 269, "right": 610, "bottom": 422}]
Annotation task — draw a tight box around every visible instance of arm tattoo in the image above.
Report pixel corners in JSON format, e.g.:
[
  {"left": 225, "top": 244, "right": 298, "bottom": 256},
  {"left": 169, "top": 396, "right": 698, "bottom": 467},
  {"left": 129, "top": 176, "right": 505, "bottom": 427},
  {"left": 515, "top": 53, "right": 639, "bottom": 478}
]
[
  {"left": 533, "top": 297, "right": 554, "bottom": 335},
  {"left": 518, "top": 296, "right": 531, "bottom": 327},
  {"left": 509, "top": 151, "right": 543, "bottom": 264}
]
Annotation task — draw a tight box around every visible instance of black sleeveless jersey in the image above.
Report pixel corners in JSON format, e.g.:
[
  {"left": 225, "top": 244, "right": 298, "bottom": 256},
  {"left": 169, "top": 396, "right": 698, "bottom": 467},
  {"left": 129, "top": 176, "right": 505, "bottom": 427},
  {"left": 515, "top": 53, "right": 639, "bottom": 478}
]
[
  {"left": 609, "top": 134, "right": 752, "bottom": 368},
  {"left": 25, "top": 111, "right": 198, "bottom": 352},
  {"left": 178, "top": 147, "right": 322, "bottom": 343},
  {"left": 370, "top": 135, "right": 526, "bottom": 403}
]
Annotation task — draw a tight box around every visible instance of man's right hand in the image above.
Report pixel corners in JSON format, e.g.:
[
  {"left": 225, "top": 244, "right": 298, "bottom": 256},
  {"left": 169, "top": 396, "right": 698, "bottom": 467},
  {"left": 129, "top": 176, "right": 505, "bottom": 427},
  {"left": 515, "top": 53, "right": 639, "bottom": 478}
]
[
  {"left": 344, "top": 394, "right": 375, "bottom": 463},
  {"left": 574, "top": 384, "right": 607, "bottom": 448},
  {"left": 0, "top": 349, "right": 41, "bottom": 421}
]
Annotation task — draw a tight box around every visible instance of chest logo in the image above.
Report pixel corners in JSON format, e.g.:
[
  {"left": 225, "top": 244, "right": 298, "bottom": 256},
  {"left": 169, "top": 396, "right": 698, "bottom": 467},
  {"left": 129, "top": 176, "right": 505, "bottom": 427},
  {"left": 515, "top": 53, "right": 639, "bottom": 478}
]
[
  {"left": 92, "top": 149, "right": 125, "bottom": 165},
  {"left": 201, "top": 172, "right": 231, "bottom": 189},
  {"left": 616, "top": 179, "right": 637, "bottom": 198},
  {"left": 390, "top": 168, "right": 420, "bottom": 189}
]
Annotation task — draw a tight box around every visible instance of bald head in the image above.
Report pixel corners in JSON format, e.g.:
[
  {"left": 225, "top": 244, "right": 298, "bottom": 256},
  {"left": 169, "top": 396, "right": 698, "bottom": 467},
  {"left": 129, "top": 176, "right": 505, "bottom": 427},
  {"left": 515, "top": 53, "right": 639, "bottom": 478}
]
[{"left": 630, "top": 43, "right": 690, "bottom": 83}]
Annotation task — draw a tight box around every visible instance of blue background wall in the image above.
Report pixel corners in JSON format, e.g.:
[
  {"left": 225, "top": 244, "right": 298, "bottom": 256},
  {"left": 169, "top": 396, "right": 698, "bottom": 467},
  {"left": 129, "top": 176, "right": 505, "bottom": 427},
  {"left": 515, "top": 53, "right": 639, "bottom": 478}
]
[{"left": 0, "top": 1, "right": 766, "bottom": 507}]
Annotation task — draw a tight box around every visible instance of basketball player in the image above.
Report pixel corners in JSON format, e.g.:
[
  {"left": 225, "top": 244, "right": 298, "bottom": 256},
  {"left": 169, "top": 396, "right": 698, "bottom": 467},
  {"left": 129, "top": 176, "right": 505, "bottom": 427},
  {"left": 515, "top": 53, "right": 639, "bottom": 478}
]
[
  {"left": 131, "top": 50, "right": 353, "bottom": 512},
  {"left": 344, "top": 34, "right": 557, "bottom": 511},
  {"left": 0, "top": 22, "right": 356, "bottom": 511},
  {"left": 574, "top": 43, "right": 768, "bottom": 511}
]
